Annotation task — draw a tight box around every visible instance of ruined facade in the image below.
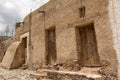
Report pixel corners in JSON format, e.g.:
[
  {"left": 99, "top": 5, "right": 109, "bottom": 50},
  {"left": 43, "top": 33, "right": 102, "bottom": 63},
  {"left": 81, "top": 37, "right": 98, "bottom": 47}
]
[
  {"left": 0, "top": 37, "right": 12, "bottom": 62},
  {"left": 1, "top": 0, "right": 120, "bottom": 79}
]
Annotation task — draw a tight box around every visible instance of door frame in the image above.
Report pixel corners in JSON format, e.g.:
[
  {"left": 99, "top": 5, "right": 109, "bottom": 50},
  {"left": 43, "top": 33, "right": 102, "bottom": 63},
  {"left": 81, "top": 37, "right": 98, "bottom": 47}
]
[
  {"left": 45, "top": 27, "right": 57, "bottom": 65},
  {"left": 75, "top": 23, "right": 101, "bottom": 67},
  {"left": 20, "top": 32, "right": 29, "bottom": 65}
]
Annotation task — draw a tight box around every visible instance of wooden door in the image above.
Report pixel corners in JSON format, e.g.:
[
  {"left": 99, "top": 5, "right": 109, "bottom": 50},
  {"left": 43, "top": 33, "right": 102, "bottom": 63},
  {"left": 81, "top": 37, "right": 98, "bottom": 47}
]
[
  {"left": 45, "top": 27, "right": 57, "bottom": 65},
  {"left": 76, "top": 24, "right": 100, "bottom": 67}
]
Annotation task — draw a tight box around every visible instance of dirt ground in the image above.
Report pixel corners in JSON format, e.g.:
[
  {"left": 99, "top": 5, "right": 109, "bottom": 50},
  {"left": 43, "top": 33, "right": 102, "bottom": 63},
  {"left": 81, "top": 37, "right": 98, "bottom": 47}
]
[
  {"left": 0, "top": 68, "right": 50, "bottom": 80},
  {"left": 0, "top": 67, "right": 102, "bottom": 80}
]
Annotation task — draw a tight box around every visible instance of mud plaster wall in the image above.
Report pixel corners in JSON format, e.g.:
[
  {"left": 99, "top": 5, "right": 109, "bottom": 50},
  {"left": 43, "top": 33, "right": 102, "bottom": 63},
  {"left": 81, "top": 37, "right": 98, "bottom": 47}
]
[
  {"left": 22, "top": 0, "right": 118, "bottom": 78},
  {"left": 108, "top": 0, "right": 120, "bottom": 79},
  {"left": 20, "top": 32, "right": 29, "bottom": 65},
  {"left": 10, "top": 43, "right": 25, "bottom": 69},
  {"left": 14, "top": 23, "right": 29, "bottom": 42},
  {"left": 12, "top": 23, "right": 30, "bottom": 66},
  {"left": 0, "top": 38, "right": 12, "bottom": 62}
]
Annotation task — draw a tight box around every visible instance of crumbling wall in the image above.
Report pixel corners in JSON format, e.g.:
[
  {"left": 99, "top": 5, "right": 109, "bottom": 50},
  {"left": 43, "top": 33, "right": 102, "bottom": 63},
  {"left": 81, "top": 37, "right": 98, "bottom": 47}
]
[
  {"left": 19, "top": 0, "right": 118, "bottom": 79},
  {"left": 13, "top": 22, "right": 29, "bottom": 42},
  {"left": 0, "top": 22, "right": 29, "bottom": 69},
  {"left": 1, "top": 42, "right": 26, "bottom": 69},
  {"left": 0, "top": 38, "right": 13, "bottom": 62},
  {"left": 10, "top": 43, "right": 26, "bottom": 69},
  {"left": 0, "top": 36, "right": 7, "bottom": 43}
]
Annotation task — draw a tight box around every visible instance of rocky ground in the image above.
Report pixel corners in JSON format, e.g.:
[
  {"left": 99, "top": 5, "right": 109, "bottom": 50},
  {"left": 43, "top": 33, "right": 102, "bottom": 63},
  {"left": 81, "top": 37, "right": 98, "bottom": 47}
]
[
  {"left": 0, "top": 67, "right": 102, "bottom": 80},
  {"left": 0, "top": 68, "right": 50, "bottom": 80}
]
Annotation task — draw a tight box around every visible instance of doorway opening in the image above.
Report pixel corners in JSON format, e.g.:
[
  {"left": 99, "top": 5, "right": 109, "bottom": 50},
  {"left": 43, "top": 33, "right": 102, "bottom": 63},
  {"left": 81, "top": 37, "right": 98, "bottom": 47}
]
[
  {"left": 76, "top": 23, "right": 101, "bottom": 67},
  {"left": 45, "top": 27, "right": 57, "bottom": 65},
  {"left": 21, "top": 37, "right": 27, "bottom": 65}
]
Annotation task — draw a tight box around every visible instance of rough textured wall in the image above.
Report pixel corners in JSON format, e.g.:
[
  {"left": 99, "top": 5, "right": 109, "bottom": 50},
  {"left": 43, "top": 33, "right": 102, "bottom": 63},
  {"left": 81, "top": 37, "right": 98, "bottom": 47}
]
[
  {"left": 108, "top": 0, "right": 120, "bottom": 79},
  {"left": 14, "top": 22, "right": 29, "bottom": 42},
  {"left": 1, "top": 42, "right": 25, "bottom": 69},
  {"left": 22, "top": 0, "right": 118, "bottom": 79},
  {"left": 0, "top": 38, "right": 12, "bottom": 62},
  {"left": 0, "top": 36, "right": 7, "bottom": 43},
  {"left": 10, "top": 43, "right": 26, "bottom": 69}
]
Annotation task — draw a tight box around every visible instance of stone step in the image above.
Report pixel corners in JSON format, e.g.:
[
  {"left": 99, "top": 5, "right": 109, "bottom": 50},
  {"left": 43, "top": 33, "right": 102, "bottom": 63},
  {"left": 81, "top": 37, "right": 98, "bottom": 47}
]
[{"left": 32, "top": 69, "right": 103, "bottom": 80}]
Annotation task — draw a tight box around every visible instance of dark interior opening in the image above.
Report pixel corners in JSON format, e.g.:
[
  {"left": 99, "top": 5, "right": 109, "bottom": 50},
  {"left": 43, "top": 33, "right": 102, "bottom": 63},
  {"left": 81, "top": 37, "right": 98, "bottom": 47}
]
[
  {"left": 79, "top": 6, "right": 85, "bottom": 18},
  {"left": 45, "top": 27, "right": 57, "bottom": 65},
  {"left": 76, "top": 23, "right": 101, "bottom": 67},
  {"left": 21, "top": 37, "right": 27, "bottom": 65}
]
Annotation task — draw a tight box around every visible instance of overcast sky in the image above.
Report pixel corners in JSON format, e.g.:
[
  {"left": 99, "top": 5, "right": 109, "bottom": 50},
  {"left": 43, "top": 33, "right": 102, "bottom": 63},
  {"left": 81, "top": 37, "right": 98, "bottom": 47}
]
[{"left": 0, "top": 0, "right": 49, "bottom": 36}]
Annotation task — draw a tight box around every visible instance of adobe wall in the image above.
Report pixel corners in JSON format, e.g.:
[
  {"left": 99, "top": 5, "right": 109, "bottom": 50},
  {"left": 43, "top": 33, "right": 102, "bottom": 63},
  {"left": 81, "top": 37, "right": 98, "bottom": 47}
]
[
  {"left": 0, "top": 38, "right": 12, "bottom": 62},
  {"left": 108, "top": 0, "right": 120, "bottom": 79},
  {"left": 14, "top": 22, "right": 29, "bottom": 42},
  {"left": 22, "top": 0, "right": 118, "bottom": 79}
]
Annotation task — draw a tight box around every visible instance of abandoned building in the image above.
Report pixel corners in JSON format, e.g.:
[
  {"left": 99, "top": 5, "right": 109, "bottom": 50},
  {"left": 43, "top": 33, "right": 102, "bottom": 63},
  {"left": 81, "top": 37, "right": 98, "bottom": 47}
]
[
  {"left": 0, "top": 36, "right": 12, "bottom": 62},
  {"left": 0, "top": 0, "right": 120, "bottom": 79}
]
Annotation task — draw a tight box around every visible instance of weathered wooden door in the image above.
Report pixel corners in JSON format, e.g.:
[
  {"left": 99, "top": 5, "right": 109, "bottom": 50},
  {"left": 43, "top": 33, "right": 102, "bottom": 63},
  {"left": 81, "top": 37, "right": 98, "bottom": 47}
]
[
  {"left": 76, "top": 24, "right": 100, "bottom": 67},
  {"left": 45, "top": 27, "right": 57, "bottom": 65}
]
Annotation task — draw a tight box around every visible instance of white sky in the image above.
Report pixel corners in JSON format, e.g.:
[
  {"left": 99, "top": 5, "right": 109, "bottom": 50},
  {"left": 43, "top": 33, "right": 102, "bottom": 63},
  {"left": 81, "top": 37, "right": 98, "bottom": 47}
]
[{"left": 0, "top": 0, "right": 49, "bottom": 35}]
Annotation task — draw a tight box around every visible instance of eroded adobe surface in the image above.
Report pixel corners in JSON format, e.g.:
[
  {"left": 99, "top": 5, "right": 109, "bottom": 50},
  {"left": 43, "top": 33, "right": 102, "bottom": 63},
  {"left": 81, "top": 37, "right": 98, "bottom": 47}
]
[{"left": 1, "top": 0, "right": 119, "bottom": 79}]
